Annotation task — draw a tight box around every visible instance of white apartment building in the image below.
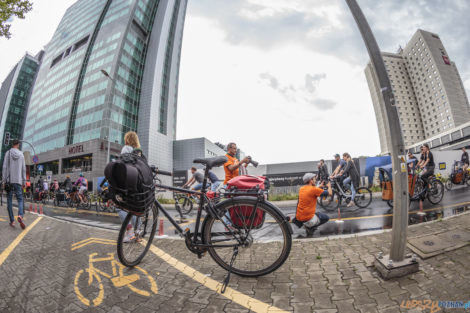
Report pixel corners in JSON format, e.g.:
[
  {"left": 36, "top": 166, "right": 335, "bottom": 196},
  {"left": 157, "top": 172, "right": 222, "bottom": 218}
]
[{"left": 365, "top": 29, "right": 470, "bottom": 154}]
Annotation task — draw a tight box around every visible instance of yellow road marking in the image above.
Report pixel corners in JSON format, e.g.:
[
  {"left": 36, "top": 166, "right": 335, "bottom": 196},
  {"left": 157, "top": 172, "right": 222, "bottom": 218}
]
[
  {"left": 147, "top": 244, "right": 289, "bottom": 313},
  {"left": 0, "top": 217, "right": 42, "bottom": 267},
  {"left": 0, "top": 218, "right": 5, "bottom": 222},
  {"left": 71, "top": 238, "right": 116, "bottom": 251}
]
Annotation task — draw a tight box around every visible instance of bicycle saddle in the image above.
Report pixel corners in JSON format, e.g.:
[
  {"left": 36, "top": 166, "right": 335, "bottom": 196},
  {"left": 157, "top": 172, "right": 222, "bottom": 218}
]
[{"left": 193, "top": 156, "right": 228, "bottom": 169}]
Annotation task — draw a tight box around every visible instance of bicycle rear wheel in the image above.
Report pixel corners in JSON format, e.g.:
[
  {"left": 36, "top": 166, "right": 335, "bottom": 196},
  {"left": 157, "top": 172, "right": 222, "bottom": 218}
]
[
  {"left": 203, "top": 197, "right": 291, "bottom": 277},
  {"left": 427, "top": 180, "right": 444, "bottom": 204},
  {"left": 354, "top": 187, "right": 372, "bottom": 208},
  {"left": 117, "top": 203, "right": 158, "bottom": 267}
]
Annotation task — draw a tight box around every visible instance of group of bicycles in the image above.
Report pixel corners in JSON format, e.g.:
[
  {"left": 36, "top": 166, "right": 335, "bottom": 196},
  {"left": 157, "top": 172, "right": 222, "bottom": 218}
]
[{"left": 21, "top": 185, "right": 115, "bottom": 212}]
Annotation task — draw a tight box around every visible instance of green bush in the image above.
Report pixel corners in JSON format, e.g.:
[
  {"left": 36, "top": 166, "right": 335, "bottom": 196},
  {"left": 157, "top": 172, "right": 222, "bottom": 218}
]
[
  {"left": 268, "top": 193, "right": 299, "bottom": 201},
  {"left": 157, "top": 197, "right": 175, "bottom": 204}
]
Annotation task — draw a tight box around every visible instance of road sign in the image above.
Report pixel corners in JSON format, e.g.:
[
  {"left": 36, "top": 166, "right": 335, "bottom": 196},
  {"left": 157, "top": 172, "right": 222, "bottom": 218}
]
[
  {"left": 33, "top": 155, "right": 39, "bottom": 164},
  {"left": 37, "top": 165, "right": 44, "bottom": 172},
  {"left": 46, "top": 171, "right": 52, "bottom": 182}
]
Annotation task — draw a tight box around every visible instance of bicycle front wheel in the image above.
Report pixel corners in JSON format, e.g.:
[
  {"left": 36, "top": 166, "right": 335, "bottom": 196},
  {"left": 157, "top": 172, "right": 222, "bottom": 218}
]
[
  {"left": 427, "top": 180, "right": 444, "bottom": 204},
  {"left": 319, "top": 190, "right": 339, "bottom": 211},
  {"left": 117, "top": 203, "right": 158, "bottom": 267},
  {"left": 203, "top": 197, "right": 291, "bottom": 277},
  {"left": 354, "top": 187, "right": 372, "bottom": 208},
  {"left": 176, "top": 195, "right": 193, "bottom": 215}
]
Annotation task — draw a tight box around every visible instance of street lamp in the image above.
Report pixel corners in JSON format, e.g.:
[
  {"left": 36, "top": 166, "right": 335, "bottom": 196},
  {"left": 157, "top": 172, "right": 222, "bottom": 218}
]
[{"left": 345, "top": 0, "right": 416, "bottom": 278}]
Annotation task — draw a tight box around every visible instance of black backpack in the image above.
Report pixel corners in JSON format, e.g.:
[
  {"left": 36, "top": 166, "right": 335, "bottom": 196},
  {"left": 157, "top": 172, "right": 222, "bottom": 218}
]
[{"left": 104, "top": 152, "right": 155, "bottom": 214}]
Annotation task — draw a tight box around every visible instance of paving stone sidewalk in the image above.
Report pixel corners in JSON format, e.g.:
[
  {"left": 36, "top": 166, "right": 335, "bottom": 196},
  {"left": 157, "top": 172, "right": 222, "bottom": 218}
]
[{"left": 0, "top": 207, "right": 469, "bottom": 313}]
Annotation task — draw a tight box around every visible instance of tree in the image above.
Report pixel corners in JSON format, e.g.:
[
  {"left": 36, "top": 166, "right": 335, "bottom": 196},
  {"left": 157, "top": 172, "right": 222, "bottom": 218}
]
[{"left": 0, "top": 0, "right": 33, "bottom": 39}]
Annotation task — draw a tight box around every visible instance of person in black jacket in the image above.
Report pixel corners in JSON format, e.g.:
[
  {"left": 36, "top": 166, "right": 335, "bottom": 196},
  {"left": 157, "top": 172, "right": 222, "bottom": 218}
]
[
  {"left": 317, "top": 159, "right": 329, "bottom": 184},
  {"left": 462, "top": 147, "right": 469, "bottom": 172},
  {"left": 63, "top": 176, "right": 73, "bottom": 192},
  {"left": 341, "top": 153, "right": 360, "bottom": 208}
]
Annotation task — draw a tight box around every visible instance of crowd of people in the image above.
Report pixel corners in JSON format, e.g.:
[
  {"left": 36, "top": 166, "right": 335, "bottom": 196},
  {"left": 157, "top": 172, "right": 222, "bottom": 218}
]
[{"left": 2, "top": 133, "right": 468, "bottom": 237}]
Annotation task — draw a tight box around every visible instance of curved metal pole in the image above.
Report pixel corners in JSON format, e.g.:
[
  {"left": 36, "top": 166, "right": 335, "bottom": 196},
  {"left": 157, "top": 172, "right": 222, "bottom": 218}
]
[
  {"left": 345, "top": 0, "right": 409, "bottom": 262},
  {"left": 20, "top": 139, "right": 37, "bottom": 182}
]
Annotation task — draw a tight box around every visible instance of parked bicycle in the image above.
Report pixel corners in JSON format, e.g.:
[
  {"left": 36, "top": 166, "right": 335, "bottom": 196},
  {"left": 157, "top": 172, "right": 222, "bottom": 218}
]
[
  {"left": 97, "top": 186, "right": 116, "bottom": 213},
  {"left": 115, "top": 156, "right": 292, "bottom": 293},
  {"left": 319, "top": 177, "right": 372, "bottom": 210}
]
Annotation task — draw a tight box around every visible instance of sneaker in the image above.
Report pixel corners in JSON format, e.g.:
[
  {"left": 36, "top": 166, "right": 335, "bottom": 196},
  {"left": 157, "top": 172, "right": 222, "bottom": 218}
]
[
  {"left": 123, "top": 230, "right": 135, "bottom": 243},
  {"left": 17, "top": 216, "right": 26, "bottom": 230},
  {"left": 9, "top": 221, "right": 15, "bottom": 227},
  {"left": 305, "top": 226, "right": 316, "bottom": 237},
  {"left": 347, "top": 202, "right": 354, "bottom": 208}
]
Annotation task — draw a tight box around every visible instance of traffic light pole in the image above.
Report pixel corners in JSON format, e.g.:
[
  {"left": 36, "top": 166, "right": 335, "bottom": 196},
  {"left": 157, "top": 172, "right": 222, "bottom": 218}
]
[{"left": 345, "top": 0, "right": 418, "bottom": 278}]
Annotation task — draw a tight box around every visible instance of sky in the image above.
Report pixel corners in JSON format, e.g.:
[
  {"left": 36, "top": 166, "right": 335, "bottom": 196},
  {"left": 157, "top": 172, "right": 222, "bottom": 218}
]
[{"left": 1, "top": 0, "right": 470, "bottom": 164}]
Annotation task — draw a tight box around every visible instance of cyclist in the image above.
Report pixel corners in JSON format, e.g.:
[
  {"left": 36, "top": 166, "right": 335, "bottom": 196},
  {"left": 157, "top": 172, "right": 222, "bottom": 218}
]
[
  {"left": 294, "top": 173, "right": 332, "bottom": 237},
  {"left": 183, "top": 167, "right": 204, "bottom": 191},
  {"left": 223, "top": 142, "right": 250, "bottom": 185},
  {"left": 461, "top": 147, "right": 469, "bottom": 172},
  {"left": 418, "top": 144, "right": 435, "bottom": 191},
  {"left": 41, "top": 179, "right": 49, "bottom": 200},
  {"left": 208, "top": 170, "right": 222, "bottom": 192},
  {"left": 342, "top": 153, "right": 360, "bottom": 208},
  {"left": 330, "top": 153, "right": 346, "bottom": 179},
  {"left": 74, "top": 173, "right": 88, "bottom": 203},
  {"left": 407, "top": 151, "right": 418, "bottom": 173},
  {"left": 317, "top": 159, "right": 329, "bottom": 185},
  {"left": 50, "top": 178, "right": 59, "bottom": 192}
]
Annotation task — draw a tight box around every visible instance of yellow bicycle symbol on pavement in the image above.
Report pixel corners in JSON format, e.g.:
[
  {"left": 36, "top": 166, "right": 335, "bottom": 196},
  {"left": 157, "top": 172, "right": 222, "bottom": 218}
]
[{"left": 72, "top": 237, "right": 158, "bottom": 307}]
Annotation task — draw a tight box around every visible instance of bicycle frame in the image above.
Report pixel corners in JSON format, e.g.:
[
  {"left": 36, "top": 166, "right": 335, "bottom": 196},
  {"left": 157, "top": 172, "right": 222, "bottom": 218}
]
[{"left": 154, "top": 167, "right": 252, "bottom": 248}]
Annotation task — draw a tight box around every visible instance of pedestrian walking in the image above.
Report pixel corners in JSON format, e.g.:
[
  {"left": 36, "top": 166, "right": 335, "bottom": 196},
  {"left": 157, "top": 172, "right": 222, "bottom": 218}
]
[{"left": 2, "top": 139, "right": 26, "bottom": 229}]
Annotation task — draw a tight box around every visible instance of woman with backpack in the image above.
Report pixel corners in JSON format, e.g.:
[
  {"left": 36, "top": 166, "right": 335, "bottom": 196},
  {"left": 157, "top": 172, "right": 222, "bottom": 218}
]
[{"left": 117, "top": 131, "right": 142, "bottom": 242}]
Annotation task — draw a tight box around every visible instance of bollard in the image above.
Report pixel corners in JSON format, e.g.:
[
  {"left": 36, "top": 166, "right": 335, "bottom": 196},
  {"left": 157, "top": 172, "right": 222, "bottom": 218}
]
[
  {"left": 29, "top": 203, "right": 33, "bottom": 212},
  {"left": 158, "top": 218, "right": 164, "bottom": 236},
  {"left": 34, "top": 203, "right": 37, "bottom": 213},
  {"left": 335, "top": 206, "right": 344, "bottom": 223},
  {"left": 39, "top": 205, "right": 43, "bottom": 215}
]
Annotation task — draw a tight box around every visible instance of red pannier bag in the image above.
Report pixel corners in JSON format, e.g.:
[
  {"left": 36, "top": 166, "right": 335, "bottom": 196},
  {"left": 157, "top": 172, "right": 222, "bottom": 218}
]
[{"left": 226, "top": 175, "right": 268, "bottom": 229}]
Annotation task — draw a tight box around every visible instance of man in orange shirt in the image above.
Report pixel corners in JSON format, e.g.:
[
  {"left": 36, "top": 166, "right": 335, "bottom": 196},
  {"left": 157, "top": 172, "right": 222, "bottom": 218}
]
[
  {"left": 223, "top": 142, "right": 250, "bottom": 185},
  {"left": 295, "top": 173, "right": 332, "bottom": 236}
]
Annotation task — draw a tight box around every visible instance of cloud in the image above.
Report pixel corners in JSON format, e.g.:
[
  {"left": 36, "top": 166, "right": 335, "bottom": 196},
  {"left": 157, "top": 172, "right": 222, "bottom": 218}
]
[
  {"left": 305, "top": 73, "right": 326, "bottom": 93},
  {"left": 259, "top": 72, "right": 279, "bottom": 89},
  {"left": 188, "top": 0, "right": 470, "bottom": 95},
  {"left": 308, "top": 98, "right": 337, "bottom": 110}
]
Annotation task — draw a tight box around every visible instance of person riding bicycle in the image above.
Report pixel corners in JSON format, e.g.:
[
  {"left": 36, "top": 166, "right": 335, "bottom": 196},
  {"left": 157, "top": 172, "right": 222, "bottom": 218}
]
[
  {"left": 74, "top": 173, "right": 88, "bottom": 203},
  {"left": 461, "top": 147, "right": 469, "bottom": 172},
  {"left": 341, "top": 153, "right": 360, "bottom": 208},
  {"left": 37, "top": 176, "right": 44, "bottom": 192},
  {"left": 183, "top": 167, "right": 204, "bottom": 191},
  {"left": 418, "top": 144, "right": 435, "bottom": 191},
  {"left": 223, "top": 142, "right": 250, "bottom": 185},
  {"left": 208, "top": 171, "right": 221, "bottom": 192},
  {"left": 317, "top": 159, "right": 329, "bottom": 184},
  {"left": 407, "top": 151, "right": 418, "bottom": 173},
  {"left": 330, "top": 153, "right": 346, "bottom": 180},
  {"left": 50, "top": 178, "right": 59, "bottom": 192},
  {"left": 294, "top": 173, "right": 331, "bottom": 237}
]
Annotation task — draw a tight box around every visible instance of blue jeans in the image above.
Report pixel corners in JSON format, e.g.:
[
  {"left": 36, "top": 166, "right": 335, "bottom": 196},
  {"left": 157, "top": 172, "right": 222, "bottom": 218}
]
[
  {"left": 7, "top": 183, "right": 24, "bottom": 223},
  {"left": 343, "top": 177, "right": 356, "bottom": 201},
  {"left": 117, "top": 209, "right": 137, "bottom": 228},
  {"left": 211, "top": 181, "right": 221, "bottom": 192},
  {"left": 192, "top": 182, "right": 203, "bottom": 191}
]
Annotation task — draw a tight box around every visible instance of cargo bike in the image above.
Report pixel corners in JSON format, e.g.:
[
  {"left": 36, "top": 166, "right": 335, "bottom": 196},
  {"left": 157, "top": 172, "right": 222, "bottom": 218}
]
[
  {"left": 445, "top": 161, "right": 470, "bottom": 190},
  {"left": 105, "top": 155, "right": 292, "bottom": 292}
]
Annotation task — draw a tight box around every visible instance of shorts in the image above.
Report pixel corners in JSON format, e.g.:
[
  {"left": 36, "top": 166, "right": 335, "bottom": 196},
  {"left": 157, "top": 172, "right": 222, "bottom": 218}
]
[
  {"left": 192, "top": 183, "right": 203, "bottom": 191},
  {"left": 79, "top": 186, "right": 87, "bottom": 194}
]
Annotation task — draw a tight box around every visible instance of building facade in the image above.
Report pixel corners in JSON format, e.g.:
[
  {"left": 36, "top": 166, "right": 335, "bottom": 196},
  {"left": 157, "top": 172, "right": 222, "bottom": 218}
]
[
  {"left": 22, "top": 0, "right": 188, "bottom": 187},
  {"left": 0, "top": 52, "right": 43, "bottom": 170},
  {"left": 365, "top": 29, "right": 470, "bottom": 154}
]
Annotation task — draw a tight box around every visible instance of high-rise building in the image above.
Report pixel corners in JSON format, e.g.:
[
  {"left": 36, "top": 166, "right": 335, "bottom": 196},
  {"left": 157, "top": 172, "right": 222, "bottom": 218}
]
[
  {"left": 365, "top": 29, "right": 470, "bottom": 154},
  {"left": 22, "top": 0, "right": 188, "bottom": 187},
  {"left": 0, "top": 52, "right": 43, "bottom": 169}
]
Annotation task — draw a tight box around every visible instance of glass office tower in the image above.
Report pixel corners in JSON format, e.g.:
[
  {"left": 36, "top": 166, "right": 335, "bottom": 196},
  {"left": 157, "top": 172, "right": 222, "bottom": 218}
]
[
  {"left": 0, "top": 53, "right": 42, "bottom": 170},
  {"left": 23, "top": 0, "right": 188, "bottom": 186}
]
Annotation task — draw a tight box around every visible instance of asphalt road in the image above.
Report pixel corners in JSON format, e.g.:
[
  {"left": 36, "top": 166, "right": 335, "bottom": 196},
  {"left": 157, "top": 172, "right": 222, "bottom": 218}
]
[{"left": 14, "top": 184, "right": 470, "bottom": 239}]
